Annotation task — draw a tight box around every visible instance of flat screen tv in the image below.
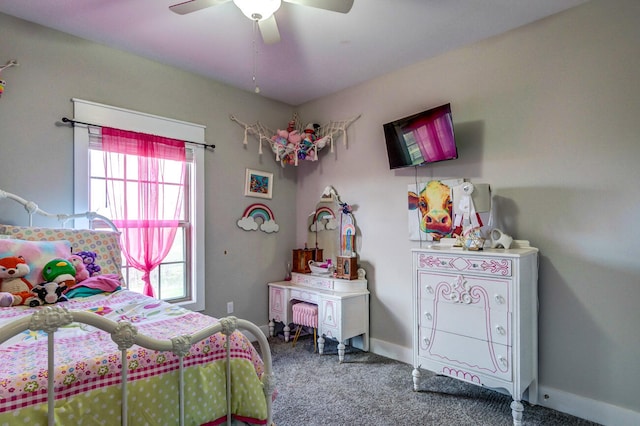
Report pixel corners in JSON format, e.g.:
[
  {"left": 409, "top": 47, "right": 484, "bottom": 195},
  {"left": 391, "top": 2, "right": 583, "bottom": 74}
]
[{"left": 383, "top": 103, "right": 458, "bottom": 170}]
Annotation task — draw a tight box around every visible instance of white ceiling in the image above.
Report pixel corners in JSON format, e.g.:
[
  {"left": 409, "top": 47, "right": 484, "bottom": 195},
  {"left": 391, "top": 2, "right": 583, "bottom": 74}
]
[{"left": 0, "top": 0, "right": 589, "bottom": 106}]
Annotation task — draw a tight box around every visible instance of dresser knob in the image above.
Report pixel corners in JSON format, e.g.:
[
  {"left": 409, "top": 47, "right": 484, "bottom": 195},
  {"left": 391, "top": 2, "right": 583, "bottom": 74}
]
[
  {"left": 425, "top": 285, "right": 434, "bottom": 294},
  {"left": 424, "top": 312, "right": 432, "bottom": 321},
  {"left": 423, "top": 337, "right": 430, "bottom": 346},
  {"left": 494, "top": 294, "right": 505, "bottom": 304},
  {"left": 496, "top": 325, "right": 506, "bottom": 335},
  {"left": 498, "top": 355, "right": 508, "bottom": 367}
]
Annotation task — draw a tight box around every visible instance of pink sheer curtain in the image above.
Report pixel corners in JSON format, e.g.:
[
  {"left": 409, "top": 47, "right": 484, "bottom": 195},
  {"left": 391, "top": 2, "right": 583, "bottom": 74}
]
[{"left": 101, "top": 127, "right": 186, "bottom": 298}]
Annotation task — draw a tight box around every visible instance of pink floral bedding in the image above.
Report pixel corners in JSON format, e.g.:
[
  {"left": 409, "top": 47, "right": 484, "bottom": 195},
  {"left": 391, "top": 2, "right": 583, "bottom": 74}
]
[{"left": 0, "top": 290, "right": 267, "bottom": 425}]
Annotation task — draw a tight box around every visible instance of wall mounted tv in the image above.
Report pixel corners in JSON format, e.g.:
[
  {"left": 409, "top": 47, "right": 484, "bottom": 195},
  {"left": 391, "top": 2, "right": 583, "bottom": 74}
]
[{"left": 383, "top": 103, "right": 458, "bottom": 170}]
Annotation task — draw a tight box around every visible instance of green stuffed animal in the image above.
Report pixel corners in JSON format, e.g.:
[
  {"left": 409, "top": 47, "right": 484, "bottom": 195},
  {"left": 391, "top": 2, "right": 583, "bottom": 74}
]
[{"left": 42, "top": 258, "right": 77, "bottom": 291}]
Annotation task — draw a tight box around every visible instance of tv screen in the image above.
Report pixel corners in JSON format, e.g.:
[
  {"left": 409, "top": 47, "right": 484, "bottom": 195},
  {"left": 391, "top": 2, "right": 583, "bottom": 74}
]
[{"left": 383, "top": 103, "right": 458, "bottom": 170}]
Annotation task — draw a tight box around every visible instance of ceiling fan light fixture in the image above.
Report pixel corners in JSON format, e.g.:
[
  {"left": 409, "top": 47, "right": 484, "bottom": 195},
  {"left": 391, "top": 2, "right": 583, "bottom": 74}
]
[{"left": 233, "top": 0, "right": 282, "bottom": 21}]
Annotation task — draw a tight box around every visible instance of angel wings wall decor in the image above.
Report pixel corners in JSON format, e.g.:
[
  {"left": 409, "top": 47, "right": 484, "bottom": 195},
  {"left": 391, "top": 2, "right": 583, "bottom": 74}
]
[{"left": 230, "top": 113, "right": 360, "bottom": 167}]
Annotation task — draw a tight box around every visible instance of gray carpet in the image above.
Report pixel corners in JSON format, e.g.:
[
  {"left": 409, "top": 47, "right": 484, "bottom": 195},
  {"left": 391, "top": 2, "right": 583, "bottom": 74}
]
[{"left": 266, "top": 334, "right": 599, "bottom": 426}]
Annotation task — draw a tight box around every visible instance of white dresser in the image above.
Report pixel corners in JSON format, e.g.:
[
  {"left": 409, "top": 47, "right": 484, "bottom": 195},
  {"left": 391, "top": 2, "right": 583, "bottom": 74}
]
[
  {"left": 412, "top": 245, "right": 538, "bottom": 425},
  {"left": 268, "top": 272, "right": 369, "bottom": 362}
]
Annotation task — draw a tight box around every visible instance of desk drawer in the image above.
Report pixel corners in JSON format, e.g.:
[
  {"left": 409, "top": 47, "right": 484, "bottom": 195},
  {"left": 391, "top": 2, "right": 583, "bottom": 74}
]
[
  {"left": 269, "top": 286, "right": 287, "bottom": 322},
  {"left": 319, "top": 298, "right": 342, "bottom": 341},
  {"left": 290, "top": 288, "right": 319, "bottom": 304}
]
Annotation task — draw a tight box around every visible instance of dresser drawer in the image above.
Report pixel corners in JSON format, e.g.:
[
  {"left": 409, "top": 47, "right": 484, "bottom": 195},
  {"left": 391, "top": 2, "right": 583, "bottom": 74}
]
[
  {"left": 418, "top": 327, "right": 512, "bottom": 382},
  {"left": 418, "top": 271, "right": 511, "bottom": 312},
  {"left": 415, "top": 252, "right": 512, "bottom": 278},
  {"left": 419, "top": 298, "right": 511, "bottom": 346}
]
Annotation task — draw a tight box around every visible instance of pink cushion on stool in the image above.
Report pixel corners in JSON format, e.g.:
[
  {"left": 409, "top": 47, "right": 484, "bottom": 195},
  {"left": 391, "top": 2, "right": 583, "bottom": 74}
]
[{"left": 292, "top": 302, "right": 318, "bottom": 328}]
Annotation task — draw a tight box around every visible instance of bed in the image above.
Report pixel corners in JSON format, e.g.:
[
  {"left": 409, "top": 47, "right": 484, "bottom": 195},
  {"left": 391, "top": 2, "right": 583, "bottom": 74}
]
[{"left": 0, "top": 189, "right": 274, "bottom": 426}]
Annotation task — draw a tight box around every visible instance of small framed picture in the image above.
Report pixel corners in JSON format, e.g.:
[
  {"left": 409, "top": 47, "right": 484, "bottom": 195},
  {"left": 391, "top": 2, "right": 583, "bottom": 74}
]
[{"left": 244, "top": 168, "right": 273, "bottom": 199}]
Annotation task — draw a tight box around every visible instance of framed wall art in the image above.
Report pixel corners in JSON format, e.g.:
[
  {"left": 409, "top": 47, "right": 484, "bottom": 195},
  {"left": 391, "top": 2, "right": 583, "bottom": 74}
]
[
  {"left": 407, "top": 179, "right": 463, "bottom": 241},
  {"left": 244, "top": 168, "right": 273, "bottom": 199}
]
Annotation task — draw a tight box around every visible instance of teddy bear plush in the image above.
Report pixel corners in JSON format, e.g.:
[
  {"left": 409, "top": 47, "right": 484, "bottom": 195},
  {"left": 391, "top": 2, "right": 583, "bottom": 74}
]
[
  {"left": 68, "top": 254, "right": 90, "bottom": 283},
  {"left": 75, "top": 251, "right": 101, "bottom": 277},
  {"left": 0, "top": 255, "right": 38, "bottom": 306}
]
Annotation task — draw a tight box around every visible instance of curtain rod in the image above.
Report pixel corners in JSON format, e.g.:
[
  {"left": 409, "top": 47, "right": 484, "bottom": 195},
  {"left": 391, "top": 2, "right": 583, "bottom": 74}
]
[{"left": 61, "top": 117, "right": 215, "bottom": 150}]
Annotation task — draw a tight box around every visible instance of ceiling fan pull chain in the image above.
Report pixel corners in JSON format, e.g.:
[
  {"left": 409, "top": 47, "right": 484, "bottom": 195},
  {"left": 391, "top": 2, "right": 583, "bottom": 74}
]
[{"left": 252, "top": 20, "right": 260, "bottom": 94}]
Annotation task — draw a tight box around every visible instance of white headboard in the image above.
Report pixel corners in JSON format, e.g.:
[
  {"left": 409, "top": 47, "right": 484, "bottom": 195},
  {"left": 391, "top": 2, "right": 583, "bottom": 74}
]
[{"left": 0, "top": 188, "right": 117, "bottom": 231}]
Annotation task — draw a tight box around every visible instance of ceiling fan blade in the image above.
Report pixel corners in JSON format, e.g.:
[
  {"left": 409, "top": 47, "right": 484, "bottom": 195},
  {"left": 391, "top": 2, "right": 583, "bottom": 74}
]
[
  {"left": 283, "top": 0, "right": 354, "bottom": 14},
  {"left": 169, "top": 0, "right": 230, "bottom": 15},
  {"left": 258, "top": 15, "right": 281, "bottom": 44}
]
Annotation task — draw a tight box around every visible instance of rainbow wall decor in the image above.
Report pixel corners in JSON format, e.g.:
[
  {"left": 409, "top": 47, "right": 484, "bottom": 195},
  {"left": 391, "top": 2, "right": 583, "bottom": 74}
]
[
  {"left": 309, "top": 206, "right": 338, "bottom": 232},
  {"left": 237, "top": 203, "right": 279, "bottom": 233}
]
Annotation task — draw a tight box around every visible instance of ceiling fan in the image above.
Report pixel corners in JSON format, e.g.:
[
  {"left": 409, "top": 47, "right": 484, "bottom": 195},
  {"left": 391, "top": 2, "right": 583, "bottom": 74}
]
[{"left": 169, "top": 0, "right": 354, "bottom": 44}]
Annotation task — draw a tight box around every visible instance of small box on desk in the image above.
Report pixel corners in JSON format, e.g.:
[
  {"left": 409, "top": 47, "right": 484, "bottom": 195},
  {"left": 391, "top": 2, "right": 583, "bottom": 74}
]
[
  {"left": 336, "top": 256, "right": 358, "bottom": 280},
  {"left": 292, "top": 248, "right": 323, "bottom": 274}
]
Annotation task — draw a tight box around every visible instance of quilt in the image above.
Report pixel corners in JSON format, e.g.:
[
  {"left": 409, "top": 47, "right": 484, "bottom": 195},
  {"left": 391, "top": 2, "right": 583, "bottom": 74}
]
[{"left": 0, "top": 290, "right": 268, "bottom": 425}]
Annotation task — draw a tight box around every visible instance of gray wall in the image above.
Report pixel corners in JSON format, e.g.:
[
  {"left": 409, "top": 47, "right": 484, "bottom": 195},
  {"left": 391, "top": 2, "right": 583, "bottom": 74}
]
[
  {"left": 0, "top": 13, "right": 296, "bottom": 325},
  {"left": 296, "top": 0, "right": 639, "bottom": 422},
  {"left": 2, "top": 0, "right": 639, "bottom": 423}
]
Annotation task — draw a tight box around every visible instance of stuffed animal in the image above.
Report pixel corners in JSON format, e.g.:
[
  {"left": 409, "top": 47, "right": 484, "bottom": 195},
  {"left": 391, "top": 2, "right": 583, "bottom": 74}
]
[
  {"left": 68, "top": 254, "right": 90, "bottom": 283},
  {"left": 0, "top": 292, "right": 14, "bottom": 307},
  {"left": 75, "top": 251, "right": 101, "bottom": 277},
  {"left": 271, "top": 130, "right": 289, "bottom": 159},
  {"left": 0, "top": 255, "right": 38, "bottom": 306},
  {"left": 302, "top": 123, "right": 318, "bottom": 143},
  {"left": 30, "top": 282, "right": 68, "bottom": 306},
  {"left": 42, "top": 259, "right": 76, "bottom": 290},
  {"left": 288, "top": 130, "right": 302, "bottom": 145}
]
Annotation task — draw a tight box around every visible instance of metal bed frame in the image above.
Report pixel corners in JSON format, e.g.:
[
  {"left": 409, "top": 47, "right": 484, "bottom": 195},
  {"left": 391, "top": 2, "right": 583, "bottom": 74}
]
[{"left": 0, "top": 189, "right": 274, "bottom": 426}]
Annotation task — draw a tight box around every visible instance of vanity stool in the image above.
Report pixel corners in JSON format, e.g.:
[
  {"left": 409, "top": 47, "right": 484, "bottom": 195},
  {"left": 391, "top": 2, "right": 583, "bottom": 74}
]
[{"left": 291, "top": 302, "right": 318, "bottom": 353}]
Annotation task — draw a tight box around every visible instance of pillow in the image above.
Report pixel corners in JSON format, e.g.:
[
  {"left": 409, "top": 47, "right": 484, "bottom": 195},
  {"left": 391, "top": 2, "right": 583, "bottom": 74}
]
[
  {"left": 0, "top": 239, "right": 72, "bottom": 286},
  {"left": 0, "top": 225, "right": 124, "bottom": 285}
]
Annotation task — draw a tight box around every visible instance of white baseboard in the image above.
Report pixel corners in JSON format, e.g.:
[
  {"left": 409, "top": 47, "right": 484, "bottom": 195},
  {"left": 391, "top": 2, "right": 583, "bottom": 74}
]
[
  {"left": 367, "top": 339, "right": 639, "bottom": 425},
  {"left": 369, "top": 337, "right": 413, "bottom": 365},
  {"left": 538, "top": 385, "right": 640, "bottom": 426}
]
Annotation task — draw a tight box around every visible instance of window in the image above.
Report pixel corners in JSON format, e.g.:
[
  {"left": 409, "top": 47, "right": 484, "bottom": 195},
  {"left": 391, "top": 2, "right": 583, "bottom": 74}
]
[
  {"left": 88, "top": 142, "right": 191, "bottom": 301},
  {"left": 73, "top": 99, "right": 205, "bottom": 311}
]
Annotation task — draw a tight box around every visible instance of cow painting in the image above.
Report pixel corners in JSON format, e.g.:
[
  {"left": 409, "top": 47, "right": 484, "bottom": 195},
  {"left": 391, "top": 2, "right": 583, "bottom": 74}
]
[{"left": 408, "top": 180, "right": 456, "bottom": 241}]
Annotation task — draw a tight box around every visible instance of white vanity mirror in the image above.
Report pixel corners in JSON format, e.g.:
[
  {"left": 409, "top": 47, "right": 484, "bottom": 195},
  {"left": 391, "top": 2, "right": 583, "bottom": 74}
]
[{"left": 306, "top": 186, "right": 358, "bottom": 277}]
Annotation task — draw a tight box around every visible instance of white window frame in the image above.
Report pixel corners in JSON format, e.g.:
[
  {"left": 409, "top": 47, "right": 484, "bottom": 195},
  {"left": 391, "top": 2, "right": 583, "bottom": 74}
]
[{"left": 72, "top": 98, "right": 206, "bottom": 311}]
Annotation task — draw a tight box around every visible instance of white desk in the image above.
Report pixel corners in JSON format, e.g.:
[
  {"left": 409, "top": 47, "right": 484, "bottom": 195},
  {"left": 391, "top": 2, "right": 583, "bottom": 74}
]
[{"left": 268, "top": 272, "right": 369, "bottom": 362}]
